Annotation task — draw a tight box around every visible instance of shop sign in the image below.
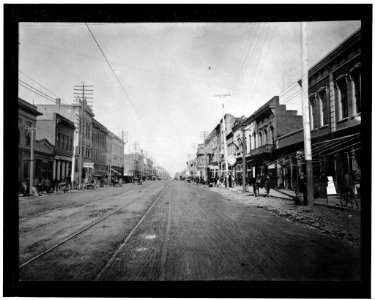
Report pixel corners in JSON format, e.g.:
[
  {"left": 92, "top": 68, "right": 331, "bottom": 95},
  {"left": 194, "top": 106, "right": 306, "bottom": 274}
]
[
  {"left": 327, "top": 176, "right": 337, "bottom": 195},
  {"left": 83, "top": 162, "right": 94, "bottom": 168}
]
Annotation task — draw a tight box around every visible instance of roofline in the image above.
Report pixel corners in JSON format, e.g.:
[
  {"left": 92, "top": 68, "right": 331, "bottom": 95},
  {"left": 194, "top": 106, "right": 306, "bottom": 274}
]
[
  {"left": 308, "top": 28, "right": 360, "bottom": 77},
  {"left": 18, "top": 98, "right": 43, "bottom": 116}
]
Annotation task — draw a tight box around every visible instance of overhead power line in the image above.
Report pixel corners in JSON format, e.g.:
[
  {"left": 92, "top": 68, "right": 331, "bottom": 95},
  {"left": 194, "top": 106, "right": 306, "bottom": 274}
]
[
  {"left": 85, "top": 23, "right": 152, "bottom": 136},
  {"left": 19, "top": 81, "right": 60, "bottom": 105},
  {"left": 19, "top": 70, "right": 65, "bottom": 102}
]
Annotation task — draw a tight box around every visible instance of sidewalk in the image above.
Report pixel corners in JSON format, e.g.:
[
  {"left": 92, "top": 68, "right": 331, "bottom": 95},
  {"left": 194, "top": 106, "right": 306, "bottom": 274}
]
[
  {"left": 228, "top": 184, "right": 360, "bottom": 212},
  {"left": 209, "top": 184, "right": 361, "bottom": 247}
]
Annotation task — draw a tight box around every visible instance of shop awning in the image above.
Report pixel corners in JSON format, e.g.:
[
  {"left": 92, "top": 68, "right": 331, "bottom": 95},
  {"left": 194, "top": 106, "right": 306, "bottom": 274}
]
[{"left": 110, "top": 169, "right": 119, "bottom": 174}]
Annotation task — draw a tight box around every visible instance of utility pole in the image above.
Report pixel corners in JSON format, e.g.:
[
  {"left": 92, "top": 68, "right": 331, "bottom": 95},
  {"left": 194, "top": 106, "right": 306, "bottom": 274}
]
[
  {"left": 301, "top": 22, "right": 313, "bottom": 208},
  {"left": 241, "top": 123, "right": 247, "bottom": 193},
  {"left": 74, "top": 83, "right": 93, "bottom": 188},
  {"left": 26, "top": 126, "right": 36, "bottom": 195}
]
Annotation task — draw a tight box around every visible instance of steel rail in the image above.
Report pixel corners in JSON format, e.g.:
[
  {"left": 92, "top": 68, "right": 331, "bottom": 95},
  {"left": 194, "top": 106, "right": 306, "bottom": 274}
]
[
  {"left": 95, "top": 183, "right": 169, "bottom": 280},
  {"left": 18, "top": 186, "right": 160, "bottom": 269},
  {"left": 19, "top": 190, "right": 140, "bottom": 236},
  {"left": 19, "top": 186, "right": 143, "bottom": 222}
]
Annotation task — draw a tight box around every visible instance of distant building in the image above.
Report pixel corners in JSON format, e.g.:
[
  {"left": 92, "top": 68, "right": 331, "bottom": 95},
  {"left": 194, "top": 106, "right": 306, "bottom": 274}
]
[
  {"left": 244, "top": 96, "right": 303, "bottom": 187},
  {"left": 111, "top": 134, "right": 125, "bottom": 177},
  {"left": 205, "top": 124, "right": 221, "bottom": 180},
  {"left": 18, "top": 98, "right": 43, "bottom": 185},
  {"left": 36, "top": 112, "right": 75, "bottom": 181},
  {"left": 92, "top": 118, "right": 108, "bottom": 178},
  {"left": 36, "top": 99, "right": 95, "bottom": 183},
  {"left": 220, "top": 114, "right": 240, "bottom": 177},
  {"left": 195, "top": 143, "right": 206, "bottom": 179}
]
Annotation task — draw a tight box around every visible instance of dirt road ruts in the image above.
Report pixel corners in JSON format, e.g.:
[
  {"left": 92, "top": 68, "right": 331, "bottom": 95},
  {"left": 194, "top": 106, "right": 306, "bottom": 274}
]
[{"left": 99, "top": 181, "right": 360, "bottom": 281}]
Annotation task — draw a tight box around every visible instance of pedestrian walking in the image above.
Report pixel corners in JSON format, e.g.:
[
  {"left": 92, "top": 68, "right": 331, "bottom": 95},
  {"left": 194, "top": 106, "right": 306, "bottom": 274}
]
[
  {"left": 44, "top": 177, "right": 52, "bottom": 193},
  {"left": 264, "top": 174, "right": 271, "bottom": 197},
  {"left": 352, "top": 169, "right": 361, "bottom": 198},
  {"left": 33, "top": 177, "right": 40, "bottom": 196},
  {"left": 21, "top": 179, "right": 29, "bottom": 196},
  {"left": 253, "top": 174, "right": 261, "bottom": 197},
  {"left": 299, "top": 172, "right": 307, "bottom": 205},
  {"left": 319, "top": 171, "right": 328, "bottom": 201}
]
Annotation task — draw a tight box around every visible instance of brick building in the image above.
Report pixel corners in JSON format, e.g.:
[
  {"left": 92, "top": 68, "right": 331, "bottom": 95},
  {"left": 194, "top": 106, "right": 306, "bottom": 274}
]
[
  {"left": 18, "top": 98, "right": 43, "bottom": 186},
  {"left": 92, "top": 118, "right": 108, "bottom": 178},
  {"left": 36, "top": 112, "right": 75, "bottom": 181},
  {"left": 273, "top": 28, "right": 361, "bottom": 193},
  {"left": 36, "top": 99, "right": 95, "bottom": 184},
  {"left": 243, "top": 96, "right": 303, "bottom": 186}
]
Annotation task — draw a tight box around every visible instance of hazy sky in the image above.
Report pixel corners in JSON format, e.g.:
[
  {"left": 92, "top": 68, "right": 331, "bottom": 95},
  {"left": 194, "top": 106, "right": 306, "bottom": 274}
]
[{"left": 19, "top": 21, "right": 361, "bottom": 176}]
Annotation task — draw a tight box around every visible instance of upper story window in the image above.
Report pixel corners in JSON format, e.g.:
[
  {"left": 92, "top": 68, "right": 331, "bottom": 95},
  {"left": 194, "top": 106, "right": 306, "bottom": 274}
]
[
  {"left": 57, "top": 133, "right": 61, "bottom": 148},
  {"left": 25, "top": 128, "right": 31, "bottom": 146},
  {"left": 351, "top": 70, "right": 361, "bottom": 114},
  {"left": 309, "top": 98, "right": 315, "bottom": 130},
  {"left": 253, "top": 132, "right": 257, "bottom": 149},
  {"left": 336, "top": 77, "right": 348, "bottom": 119},
  {"left": 318, "top": 89, "right": 329, "bottom": 126}
]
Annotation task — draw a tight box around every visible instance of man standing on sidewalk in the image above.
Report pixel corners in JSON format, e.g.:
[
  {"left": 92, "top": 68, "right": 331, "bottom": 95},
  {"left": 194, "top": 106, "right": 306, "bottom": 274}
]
[
  {"left": 319, "top": 171, "right": 328, "bottom": 202},
  {"left": 264, "top": 174, "right": 271, "bottom": 197}
]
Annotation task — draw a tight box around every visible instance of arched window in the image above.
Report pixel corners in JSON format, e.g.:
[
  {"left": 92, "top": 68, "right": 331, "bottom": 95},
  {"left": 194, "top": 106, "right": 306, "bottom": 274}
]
[
  {"left": 25, "top": 127, "right": 31, "bottom": 146},
  {"left": 319, "top": 89, "right": 328, "bottom": 126},
  {"left": 253, "top": 132, "right": 257, "bottom": 149},
  {"left": 269, "top": 127, "right": 274, "bottom": 145},
  {"left": 18, "top": 121, "right": 22, "bottom": 145},
  {"left": 264, "top": 129, "right": 268, "bottom": 145},
  {"left": 336, "top": 78, "right": 348, "bottom": 119},
  {"left": 258, "top": 132, "right": 262, "bottom": 147},
  {"left": 309, "top": 98, "right": 315, "bottom": 129},
  {"left": 351, "top": 71, "right": 361, "bottom": 114}
]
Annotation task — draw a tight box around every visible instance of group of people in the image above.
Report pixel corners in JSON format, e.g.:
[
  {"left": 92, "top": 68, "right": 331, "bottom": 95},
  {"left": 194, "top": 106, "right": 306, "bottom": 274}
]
[
  {"left": 20, "top": 176, "right": 71, "bottom": 197},
  {"left": 212, "top": 173, "right": 271, "bottom": 197}
]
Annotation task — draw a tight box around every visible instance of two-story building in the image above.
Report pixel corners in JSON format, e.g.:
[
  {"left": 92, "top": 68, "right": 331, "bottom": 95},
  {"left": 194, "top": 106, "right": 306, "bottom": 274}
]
[
  {"left": 244, "top": 96, "right": 303, "bottom": 186},
  {"left": 18, "top": 98, "right": 43, "bottom": 187},
  {"left": 195, "top": 143, "right": 206, "bottom": 179},
  {"left": 220, "top": 114, "right": 239, "bottom": 177},
  {"left": 205, "top": 124, "right": 221, "bottom": 180},
  {"left": 92, "top": 118, "right": 108, "bottom": 178},
  {"left": 36, "top": 112, "right": 75, "bottom": 181},
  {"left": 274, "top": 28, "right": 361, "bottom": 193},
  {"left": 36, "top": 99, "right": 95, "bottom": 184}
]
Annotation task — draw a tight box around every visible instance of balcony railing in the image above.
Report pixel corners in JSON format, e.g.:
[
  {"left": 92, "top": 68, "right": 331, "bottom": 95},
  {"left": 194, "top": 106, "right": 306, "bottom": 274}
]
[{"left": 249, "top": 144, "right": 274, "bottom": 156}]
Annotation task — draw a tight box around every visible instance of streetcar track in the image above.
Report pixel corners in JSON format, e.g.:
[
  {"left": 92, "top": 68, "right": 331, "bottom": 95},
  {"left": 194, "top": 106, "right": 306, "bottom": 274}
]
[
  {"left": 159, "top": 188, "right": 172, "bottom": 280},
  {"left": 19, "top": 186, "right": 144, "bottom": 222},
  {"left": 19, "top": 185, "right": 165, "bottom": 269},
  {"left": 19, "top": 189, "right": 141, "bottom": 236},
  {"left": 95, "top": 182, "right": 169, "bottom": 280}
]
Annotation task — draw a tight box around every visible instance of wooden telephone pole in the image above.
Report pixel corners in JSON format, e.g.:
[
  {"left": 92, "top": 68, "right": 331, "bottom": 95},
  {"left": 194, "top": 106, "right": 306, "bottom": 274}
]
[
  {"left": 74, "top": 83, "right": 93, "bottom": 188},
  {"left": 25, "top": 126, "right": 36, "bottom": 195},
  {"left": 301, "top": 22, "right": 314, "bottom": 208},
  {"left": 241, "top": 123, "right": 247, "bottom": 193}
]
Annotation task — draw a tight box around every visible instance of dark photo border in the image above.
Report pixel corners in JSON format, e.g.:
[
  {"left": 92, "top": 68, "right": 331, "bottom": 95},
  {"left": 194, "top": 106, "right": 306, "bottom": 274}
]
[{"left": 4, "top": 3, "right": 372, "bottom": 298}]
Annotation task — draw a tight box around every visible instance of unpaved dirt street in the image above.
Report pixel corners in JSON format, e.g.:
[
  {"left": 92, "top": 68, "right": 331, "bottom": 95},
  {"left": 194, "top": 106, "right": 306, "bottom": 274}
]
[{"left": 19, "top": 180, "right": 360, "bottom": 281}]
